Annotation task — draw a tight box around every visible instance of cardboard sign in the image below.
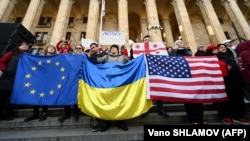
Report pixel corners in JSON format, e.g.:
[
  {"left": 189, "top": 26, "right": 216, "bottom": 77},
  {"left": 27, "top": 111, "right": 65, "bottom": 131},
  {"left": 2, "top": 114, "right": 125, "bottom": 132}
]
[
  {"left": 81, "top": 38, "right": 96, "bottom": 47},
  {"left": 100, "top": 31, "right": 125, "bottom": 45}
]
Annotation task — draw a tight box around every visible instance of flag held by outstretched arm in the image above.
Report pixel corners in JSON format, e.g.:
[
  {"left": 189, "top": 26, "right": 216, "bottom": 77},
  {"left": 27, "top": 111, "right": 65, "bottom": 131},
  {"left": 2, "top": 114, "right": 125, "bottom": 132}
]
[{"left": 145, "top": 55, "right": 228, "bottom": 103}]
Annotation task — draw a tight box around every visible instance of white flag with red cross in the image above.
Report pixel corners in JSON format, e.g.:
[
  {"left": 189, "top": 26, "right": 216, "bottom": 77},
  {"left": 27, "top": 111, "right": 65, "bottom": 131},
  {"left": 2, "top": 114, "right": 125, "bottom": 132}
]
[{"left": 132, "top": 42, "right": 168, "bottom": 58}]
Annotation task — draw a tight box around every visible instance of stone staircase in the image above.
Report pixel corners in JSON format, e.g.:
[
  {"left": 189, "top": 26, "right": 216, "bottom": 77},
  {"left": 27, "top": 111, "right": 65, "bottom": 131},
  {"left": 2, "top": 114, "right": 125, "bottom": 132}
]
[{"left": 0, "top": 102, "right": 249, "bottom": 141}]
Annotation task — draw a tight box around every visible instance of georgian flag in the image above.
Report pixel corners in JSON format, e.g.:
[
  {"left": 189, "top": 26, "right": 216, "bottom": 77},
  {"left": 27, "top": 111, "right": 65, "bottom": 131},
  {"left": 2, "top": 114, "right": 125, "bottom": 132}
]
[{"left": 132, "top": 42, "right": 168, "bottom": 58}]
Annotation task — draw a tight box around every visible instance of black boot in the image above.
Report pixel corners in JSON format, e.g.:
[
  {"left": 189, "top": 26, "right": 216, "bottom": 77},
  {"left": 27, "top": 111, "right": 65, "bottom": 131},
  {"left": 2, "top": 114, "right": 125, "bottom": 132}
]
[
  {"left": 118, "top": 120, "right": 128, "bottom": 131},
  {"left": 100, "top": 120, "right": 110, "bottom": 132},
  {"left": 39, "top": 112, "right": 47, "bottom": 121},
  {"left": 91, "top": 118, "right": 100, "bottom": 132},
  {"left": 39, "top": 106, "right": 48, "bottom": 121},
  {"left": 58, "top": 106, "right": 71, "bottom": 123},
  {"left": 73, "top": 105, "right": 79, "bottom": 122},
  {"left": 24, "top": 106, "right": 39, "bottom": 122}
]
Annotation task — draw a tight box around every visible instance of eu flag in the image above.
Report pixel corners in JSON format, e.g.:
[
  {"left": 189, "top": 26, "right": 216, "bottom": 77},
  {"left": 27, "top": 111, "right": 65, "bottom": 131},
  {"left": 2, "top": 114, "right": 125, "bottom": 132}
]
[{"left": 10, "top": 53, "right": 83, "bottom": 106}]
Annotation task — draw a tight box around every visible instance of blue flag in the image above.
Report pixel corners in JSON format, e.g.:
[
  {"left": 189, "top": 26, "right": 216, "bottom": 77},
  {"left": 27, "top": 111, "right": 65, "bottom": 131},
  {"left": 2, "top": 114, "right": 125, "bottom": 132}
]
[{"left": 10, "top": 53, "right": 83, "bottom": 106}]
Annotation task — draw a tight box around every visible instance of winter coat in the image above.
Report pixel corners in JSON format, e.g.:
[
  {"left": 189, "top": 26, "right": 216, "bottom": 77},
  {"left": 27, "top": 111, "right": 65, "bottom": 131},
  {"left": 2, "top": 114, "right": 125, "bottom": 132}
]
[
  {"left": 0, "top": 53, "right": 21, "bottom": 90},
  {"left": 236, "top": 40, "right": 250, "bottom": 84}
]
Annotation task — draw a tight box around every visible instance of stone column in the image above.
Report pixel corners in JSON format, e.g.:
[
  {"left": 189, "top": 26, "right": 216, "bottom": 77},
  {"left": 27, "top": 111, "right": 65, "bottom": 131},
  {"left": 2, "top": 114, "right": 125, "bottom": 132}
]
[
  {"left": 0, "top": 0, "right": 18, "bottom": 22},
  {"left": 86, "top": 0, "right": 100, "bottom": 42},
  {"left": 50, "top": 0, "right": 75, "bottom": 44},
  {"left": 196, "top": 0, "right": 226, "bottom": 43},
  {"left": 162, "top": 19, "right": 174, "bottom": 47},
  {"left": 22, "top": 0, "right": 47, "bottom": 32},
  {"left": 221, "top": 0, "right": 250, "bottom": 40},
  {"left": 171, "top": 0, "right": 197, "bottom": 53},
  {"left": 144, "top": 0, "right": 162, "bottom": 41},
  {"left": 118, "top": 0, "right": 129, "bottom": 47},
  {"left": 140, "top": 19, "right": 148, "bottom": 39}
]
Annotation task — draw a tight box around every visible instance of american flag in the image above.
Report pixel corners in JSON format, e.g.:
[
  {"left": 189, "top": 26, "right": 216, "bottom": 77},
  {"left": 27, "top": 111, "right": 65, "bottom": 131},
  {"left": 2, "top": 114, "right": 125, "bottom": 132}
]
[
  {"left": 132, "top": 42, "right": 168, "bottom": 58},
  {"left": 145, "top": 54, "right": 228, "bottom": 103}
]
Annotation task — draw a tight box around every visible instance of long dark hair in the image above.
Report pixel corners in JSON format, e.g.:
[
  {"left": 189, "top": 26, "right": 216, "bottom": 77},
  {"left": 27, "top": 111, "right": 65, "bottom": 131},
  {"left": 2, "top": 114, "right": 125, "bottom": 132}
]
[{"left": 13, "top": 42, "right": 31, "bottom": 54}]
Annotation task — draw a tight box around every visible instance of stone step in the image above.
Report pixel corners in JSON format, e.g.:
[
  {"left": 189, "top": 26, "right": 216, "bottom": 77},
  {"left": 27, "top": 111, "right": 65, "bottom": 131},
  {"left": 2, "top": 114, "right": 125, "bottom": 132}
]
[
  {"left": 1, "top": 126, "right": 144, "bottom": 141},
  {"left": 0, "top": 110, "right": 231, "bottom": 130},
  {"left": 0, "top": 112, "right": 228, "bottom": 141},
  {"left": 12, "top": 103, "right": 218, "bottom": 118},
  {"left": 0, "top": 103, "right": 249, "bottom": 141}
]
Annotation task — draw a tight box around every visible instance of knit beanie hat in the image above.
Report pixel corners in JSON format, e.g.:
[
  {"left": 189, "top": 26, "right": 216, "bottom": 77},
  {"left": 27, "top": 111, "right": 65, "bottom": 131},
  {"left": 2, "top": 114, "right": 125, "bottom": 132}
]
[{"left": 174, "top": 40, "right": 183, "bottom": 46}]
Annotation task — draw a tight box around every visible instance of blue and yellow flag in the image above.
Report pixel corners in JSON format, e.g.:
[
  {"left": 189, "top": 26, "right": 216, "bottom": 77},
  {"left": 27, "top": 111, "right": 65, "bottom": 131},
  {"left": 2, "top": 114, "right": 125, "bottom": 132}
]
[
  {"left": 78, "top": 55, "right": 153, "bottom": 120},
  {"left": 11, "top": 53, "right": 83, "bottom": 106}
]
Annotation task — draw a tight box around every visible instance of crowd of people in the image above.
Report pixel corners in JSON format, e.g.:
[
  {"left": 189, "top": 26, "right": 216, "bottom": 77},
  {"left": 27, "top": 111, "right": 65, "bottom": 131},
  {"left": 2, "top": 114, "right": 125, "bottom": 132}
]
[{"left": 0, "top": 36, "right": 250, "bottom": 133}]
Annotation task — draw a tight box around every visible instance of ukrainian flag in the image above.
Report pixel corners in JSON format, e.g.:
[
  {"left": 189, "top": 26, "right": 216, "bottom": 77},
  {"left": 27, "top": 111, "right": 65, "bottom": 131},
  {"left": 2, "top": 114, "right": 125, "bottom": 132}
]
[{"left": 78, "top": 54, "right": 153, "bottom": 120}]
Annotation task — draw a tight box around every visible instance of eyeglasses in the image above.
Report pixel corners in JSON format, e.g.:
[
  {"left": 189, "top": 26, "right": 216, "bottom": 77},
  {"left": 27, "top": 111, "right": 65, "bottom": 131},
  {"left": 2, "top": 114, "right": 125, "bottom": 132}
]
[{"left": 75, "top": 47, "right": 82, "bottom": 49}]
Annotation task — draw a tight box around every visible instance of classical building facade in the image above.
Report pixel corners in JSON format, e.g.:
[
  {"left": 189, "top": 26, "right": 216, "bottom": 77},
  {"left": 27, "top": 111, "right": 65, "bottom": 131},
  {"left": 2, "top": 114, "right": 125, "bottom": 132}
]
[{"left": 1, "top": 0, "right": 250, "bottom": 53}]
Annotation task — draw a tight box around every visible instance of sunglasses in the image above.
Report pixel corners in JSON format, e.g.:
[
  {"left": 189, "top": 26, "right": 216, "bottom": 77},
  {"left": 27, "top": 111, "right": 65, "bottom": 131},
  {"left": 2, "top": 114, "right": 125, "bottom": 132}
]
[{"left": 75, "top": 47, "right": 82, "bottom": 49}]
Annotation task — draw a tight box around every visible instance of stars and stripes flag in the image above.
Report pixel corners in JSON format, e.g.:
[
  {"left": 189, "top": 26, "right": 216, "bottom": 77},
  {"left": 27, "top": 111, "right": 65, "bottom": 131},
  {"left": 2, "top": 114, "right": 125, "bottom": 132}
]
[
  {"left": 132, "top": 42, "right": 168, "bottom": 58},
  {"left": 145, "top": 54, "right": 228, "bottom": 103},
  {"left": 102, "top": 0, "right": 105, "bottom": 16}
]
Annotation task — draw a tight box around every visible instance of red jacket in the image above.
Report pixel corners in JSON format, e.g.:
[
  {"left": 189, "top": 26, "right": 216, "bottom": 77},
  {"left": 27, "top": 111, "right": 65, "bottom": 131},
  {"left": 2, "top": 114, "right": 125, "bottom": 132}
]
[
  {"left": 218, "top": 60, "right": 228, "bottom": 77},
  {"left": 56, "top": 40, "right": 72, "bottom": 54},
  {"left": 0, "top": 51, "right": 13, "bottom": 72}
]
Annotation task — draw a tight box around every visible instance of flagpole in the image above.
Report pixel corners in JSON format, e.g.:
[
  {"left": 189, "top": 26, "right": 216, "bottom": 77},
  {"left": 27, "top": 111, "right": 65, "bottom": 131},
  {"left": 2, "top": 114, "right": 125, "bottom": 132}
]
[{"left": 98, "top": 0, "right": 104, "bottom": 48}]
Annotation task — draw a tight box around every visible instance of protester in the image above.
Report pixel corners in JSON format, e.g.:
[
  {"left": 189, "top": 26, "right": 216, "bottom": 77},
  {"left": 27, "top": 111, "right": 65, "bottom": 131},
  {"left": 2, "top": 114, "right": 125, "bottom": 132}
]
[
  {"left": 170, "top": 39, "right": 206, "bottom": 125},
  {"left": 216, "top": 43, "right": 250, "bottom": 125},
  {"left": 194, "top": 45, "right": 206, "bottom": 56},
  {"left": 56, "top": 40, "right": 75, "bottom": 123},
  {"left": 88, "top": 42, "right": 108, "bottom": 132},
  {"left": 89, "top": 44, "right": 130, "bottom": 132},
  {"left": 24, "top": 44, "right": 57, "bottom": 122},
  {"left": 141, "top": 35, "right": 169, "bottom": 118},
  {"left": 56, "top": 39, "right": 72, "bottom": 54},
  {"left": 235, "top": 40, "right": 250, "bottom": 101},
  {"left": 0, "top": 42, "right": 31, "bottom": 121}
]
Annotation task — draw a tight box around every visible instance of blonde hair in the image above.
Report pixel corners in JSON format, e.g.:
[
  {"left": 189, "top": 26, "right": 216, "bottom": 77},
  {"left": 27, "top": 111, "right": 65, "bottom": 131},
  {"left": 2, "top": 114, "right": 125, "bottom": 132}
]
[{"left": 43, "top": 44, "right": 57, "bottom": 55}]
